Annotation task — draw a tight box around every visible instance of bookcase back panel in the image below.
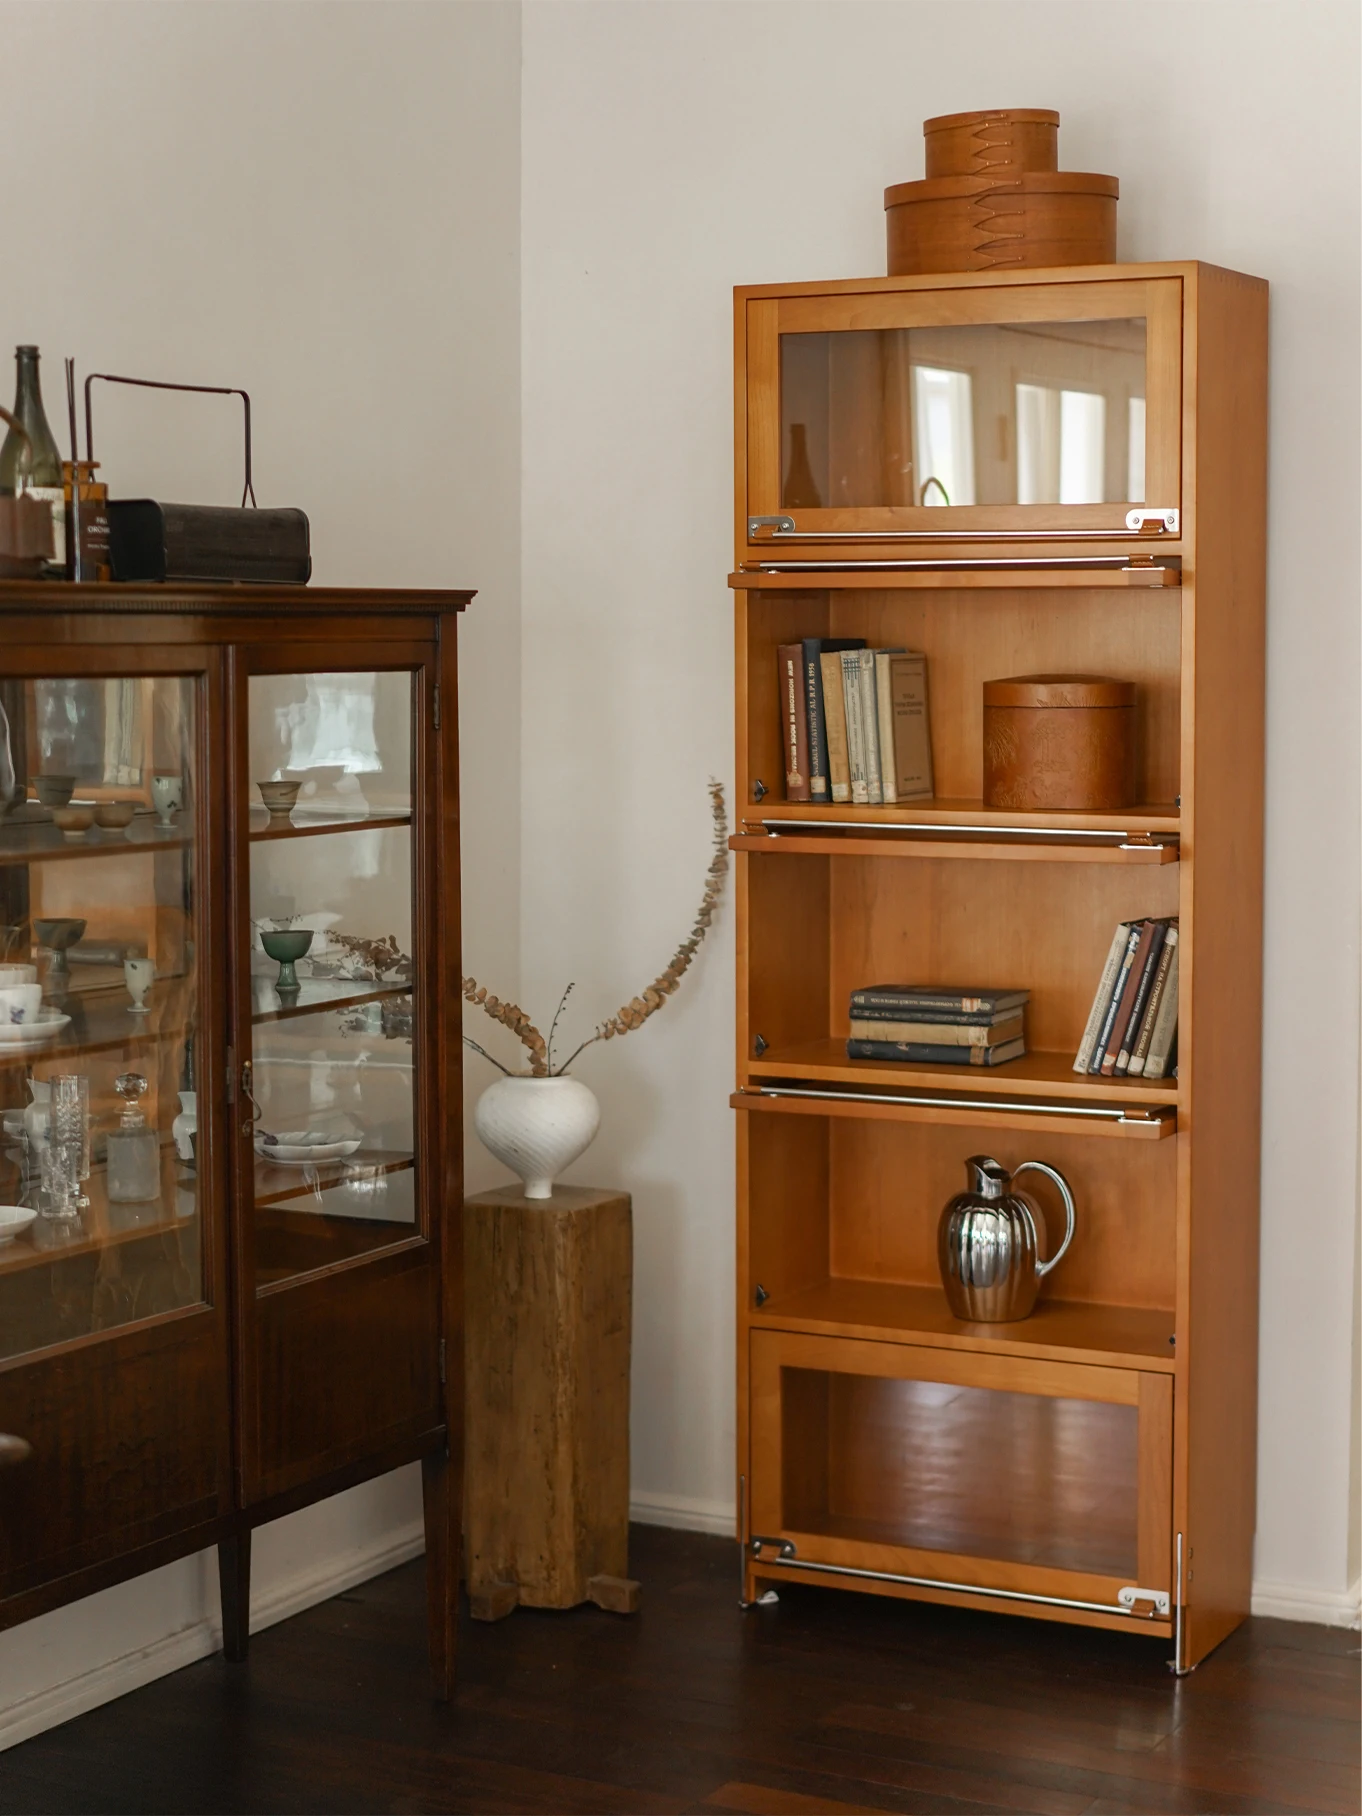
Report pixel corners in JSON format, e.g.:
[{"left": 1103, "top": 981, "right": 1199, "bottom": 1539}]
[
  {"left": 828, "top": 1117, "right": 1175, "bottom": 1310},
  {"left": 740, "top": 588, "right": 1181, "bottom": 809},
  {"left": 829, "top": 856, "right": 1181, "bottom": 1056}
]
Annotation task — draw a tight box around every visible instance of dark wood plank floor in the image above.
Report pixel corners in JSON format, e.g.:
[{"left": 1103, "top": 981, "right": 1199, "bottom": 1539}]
[{"left": 1, "top": 1525, "right": 1357, "bottom": 1815}]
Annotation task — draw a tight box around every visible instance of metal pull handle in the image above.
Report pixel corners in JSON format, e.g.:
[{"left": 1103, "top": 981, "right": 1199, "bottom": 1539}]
[
  {"left": 747, "top": 508, "right": 1179, "bottom": 542},
  {"left": 1014, "top": 1159, "right": 1076, "bottom": 1277},
  {"left": 240, "top": 1059, "right": 262, "bottom": 1126}
]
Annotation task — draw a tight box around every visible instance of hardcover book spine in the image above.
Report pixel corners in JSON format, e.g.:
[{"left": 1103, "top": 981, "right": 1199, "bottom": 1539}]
[
  {"left": 1114, "top": 920, "right": 1169, "bottom": 1074},
  {"left": 888, "top": 652, "right": 934, "bottom": 801},
  {"left": 858, "top": 650, "right": 883, "bottom": 805},
  {"left": 1101, "top": 920, "right": 1157, "bottom": 1075},
  {"left": 802, "top": 639, "right": 830, "bottom": 802},
  {"left": 778, "top": 643, "right": 810, "bottom": 802},
  {"left": 875, "top": 652, "right": 898, "bottom": 805},
  {"left": 848, "top": 1014, "right": 1024, "bottom": 1047},
  {"left": 842, "top": 650, "right": 869, "bottom": 805},
  {"left": 846, "top": 1037, "right": 1026, "bottom": 1067},
  {"left": 821, "top": 651, "right": 852, "bottom": 803},
  {"left": 1090, "top": 925, "right": 1143, "bottom": 1073},
  {"left": 1142, "top": 945, "right": 1180, "bottom": 1078},
  {"left": 849, "top": 990, "right": 1028, "bottom": 1016},
  {"left": 1128, "top": 925, "right": 1178, "bottom": 1076},
  {"left": 1074, "top": 921, "right": 1133, "bottom": 1073}
]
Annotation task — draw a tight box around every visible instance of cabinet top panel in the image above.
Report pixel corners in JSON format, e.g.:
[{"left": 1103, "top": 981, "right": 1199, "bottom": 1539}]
[
  {"left": 733, "top": 259, "right": 1265, "bottom": 303},
  {"left": 0, "top": 583, "right": 474, "bottom": 618}
]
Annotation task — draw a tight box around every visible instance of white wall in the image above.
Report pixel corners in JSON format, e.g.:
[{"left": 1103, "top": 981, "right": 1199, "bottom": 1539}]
[
  {"left": 519, "top": 0, "right": 1361, "bottom": 1611},
  {"left": 0, "top": 0, "right": 521, "bottom": 1745}
]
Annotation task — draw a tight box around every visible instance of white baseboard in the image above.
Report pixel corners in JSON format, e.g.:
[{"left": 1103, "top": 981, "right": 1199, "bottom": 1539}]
[
  {"left": 1250, "top": 1574, "right": 1362, "bottom": 1627},
  {"left": 629, "top": 1490, "right": 734, "bottom": 1538},
  {"left": 0, "top": 1520, "right": 425, "bottom": 1754}
]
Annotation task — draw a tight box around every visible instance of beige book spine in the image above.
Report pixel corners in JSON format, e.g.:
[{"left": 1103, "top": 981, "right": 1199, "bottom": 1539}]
[
  {"left": 875, "top": 652, "right": 898, "bottom": 805},
  {"left": 857, "top": 650, "right": 883, "bottom": 805},
  {"left": 820, "top": 651, "right": 851, "bottom": 804},
  {"left": 888, "top": 652, "right": 933, "bottom": 801},
  {"left": 848, "top": 1013, "right": 1023, "bottom": 1047},
  {"left": 842, "top": 650, "right": 868, "bottom": 805}
]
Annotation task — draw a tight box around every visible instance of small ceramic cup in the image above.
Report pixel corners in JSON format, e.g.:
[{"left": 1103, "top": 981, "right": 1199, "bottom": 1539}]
[
  {"left": 94, "top": 801, "right": 136, "bottom": 830},
  {"left": 150, "top": 775, "right": 184, "bottom": 827},
  {"left": 257, "top": 780, "right": 302, "bottom": 821},
  {"left": 31, "top": 774, "right": 75, "bottom": 810},
  {"left": 52, "top": 806, "right": 95, "bottom": 841},
  {"left": 0, "top": 983, "right": 44, "bottom": 1026},
  {"left": 124, "top": 957, "right": 156, "bottom": 1013}
]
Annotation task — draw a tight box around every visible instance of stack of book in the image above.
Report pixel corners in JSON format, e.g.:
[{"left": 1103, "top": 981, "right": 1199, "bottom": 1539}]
[
  {"left": 846, "top": 985, "right": 1029, "bottom": 1067},
  {"left": 778, "top": 638, "right": 933, "bottom": 806},
  {"left": 1074, "top": 918, "right": 1179, "bottom": 1078}
]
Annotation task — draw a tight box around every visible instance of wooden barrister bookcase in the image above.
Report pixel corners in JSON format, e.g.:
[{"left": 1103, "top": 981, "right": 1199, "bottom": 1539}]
[{"left": 731, "top": 262, "right": 1267, "bottom": 1671}]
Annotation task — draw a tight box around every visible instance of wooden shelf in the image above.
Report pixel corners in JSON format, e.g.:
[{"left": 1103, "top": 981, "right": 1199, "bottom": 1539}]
[
  {"left": 752, "top": 1278, "right": 1176, "bottom": 1372},
  {"left": 0, "top": 990, "right": 191, "bottom": 1068},
  {"left": 733, "top": 830, "right": 1177, "bottom": 864},
  {"left": 731, "top": 564, "right": 1181, "bottom": 590},
  {"left": 249, "top": 809, "right": 411, "bottom": 844},
  {"left": 0, "top": 815, "right": 189, "bottom": 866},
  {"left": 748, "top": 798, "right": 1181, "bottom": 836},
  {"left": 251, "top": 977, "right": 411, "bottom": 1024},
  {"left": 747, "top": 1038, "right": 1179, "bottom": 1105},
  {"left": 0, "top": 1145, "right": 192, "bottom": 1278},
  {"left": 254, "top": 1149, "right": 413, "bottom": 1209}
]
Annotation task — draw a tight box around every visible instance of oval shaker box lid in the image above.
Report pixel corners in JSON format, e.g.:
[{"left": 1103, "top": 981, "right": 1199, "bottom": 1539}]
[
  {"left": 983, "top": 674, "right": 1137, "bottom": 709},
  {"left": 884, "top": 170, "right": 1118, "bottom": 209},
  {"left": 923, "top": 107, "right": 1061, "bottom": 134}
]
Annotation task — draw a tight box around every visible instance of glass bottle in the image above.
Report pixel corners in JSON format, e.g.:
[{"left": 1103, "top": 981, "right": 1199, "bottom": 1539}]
[
  {"left": 107, "top": 1072, "right": 160, "bottom": 1202},
  {"left": 0, "top": 346, "right": 65, "bottom": 575}
]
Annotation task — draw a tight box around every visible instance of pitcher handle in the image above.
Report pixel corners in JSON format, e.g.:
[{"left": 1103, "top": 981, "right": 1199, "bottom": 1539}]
[{"left": 1015, "top": 1160, "right": 1076, "bottom": 1279}]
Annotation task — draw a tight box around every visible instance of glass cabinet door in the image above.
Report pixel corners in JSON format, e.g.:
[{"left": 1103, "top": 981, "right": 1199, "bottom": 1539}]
[
  {"left": 745, "top": 276, "right": 1181, "bottom": 545},
  {"left": 749, "top": 1330, "right": 1173, "bottom": 1608},
  {"left": 236, "top": 655, "right": 440, "bottom": 1504}
]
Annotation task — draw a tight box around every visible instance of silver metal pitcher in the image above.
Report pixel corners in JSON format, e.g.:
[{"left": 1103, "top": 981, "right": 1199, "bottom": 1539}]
[{"left": 937, "top": 1155, "right": 1076, "bottom": 1322}]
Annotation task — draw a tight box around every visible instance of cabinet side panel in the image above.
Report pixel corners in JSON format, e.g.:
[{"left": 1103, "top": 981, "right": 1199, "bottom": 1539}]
[{"left": 1183, "top": 265, "right": 1268, "bottom": 1665}]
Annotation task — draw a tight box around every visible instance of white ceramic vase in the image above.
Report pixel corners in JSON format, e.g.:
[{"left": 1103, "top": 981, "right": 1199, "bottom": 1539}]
[
  {"left": 474, "top": 1075, "right": 600, "bottom": 1200},
  {"left": 172, "top": 1090, "right": 197, "bottom": 1163}
]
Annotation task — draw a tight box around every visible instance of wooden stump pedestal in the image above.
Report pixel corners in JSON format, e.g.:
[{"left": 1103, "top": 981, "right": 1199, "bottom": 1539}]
[{"left": 464, "top": 1184, "right": 640, "bottom": 1621}]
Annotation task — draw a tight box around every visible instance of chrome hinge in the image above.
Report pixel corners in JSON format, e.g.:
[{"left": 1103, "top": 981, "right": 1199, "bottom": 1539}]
[
  {"left": 225, "top": 1047, "right": 236, "bottom": 1105},
  {"left": 432, "top": 683, "right": 441, "bottom": 731},
  {"left": 1126, "top": 508, "right": 1180, "bottom": 535},
  {"left": 749, "top": 515, "right": 796, "bottom": 539},
  {"left": 1118, "top": 1584, "right": 1171, "bottom": 1616},
  {"left": 438, "top": 1338, "right": 446, "bottom": 1385}
]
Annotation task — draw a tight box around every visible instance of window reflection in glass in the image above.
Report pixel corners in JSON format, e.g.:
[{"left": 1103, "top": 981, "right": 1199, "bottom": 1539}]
[{"left": 779, "top": 317, "right": 1147, "bottom": 510}]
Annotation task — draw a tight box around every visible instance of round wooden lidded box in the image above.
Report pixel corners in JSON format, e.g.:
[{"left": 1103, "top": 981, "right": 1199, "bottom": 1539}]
[
  {"left": 885, "top": 108, "right": 1117, "bottom": 276},
  {"left": 982, "top": 674, "right": 1136, "bottom": 812}
]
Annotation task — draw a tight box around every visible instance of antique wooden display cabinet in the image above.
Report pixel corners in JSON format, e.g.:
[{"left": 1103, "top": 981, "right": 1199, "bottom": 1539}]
[
  {"left": 0, "top": 584, "right": 467, "bottom": 1695},
  {"left": 731, "top": 262, "right": 1267, "bottom": 1671}
]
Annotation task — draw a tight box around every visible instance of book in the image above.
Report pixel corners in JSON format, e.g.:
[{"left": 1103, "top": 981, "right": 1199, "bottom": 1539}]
[
  {"left": 881, "top": 651, "right": 934, "bottom": 803},
  {"left": 846, "top": 1036, "right": 1027, "bottom": 1067},
  {"left": 1128, "top": 925, "right": 1178, "bottom": 1076},
  {"left": 852, "top": 1002, "right": 1026, "bottom": 1028},
  {"left": 849, "top": 985, "right": 1031, "bottom": 1017},
  {"left": 777, "top": 643, "right": 810, "bottom": 802},
  {"left": 804, "top": 638, "right": 865, "bottom": 804},
  {"left": 1074, "top": 921, "right": 1135, "bottom": 1073},
  {"left": 1088, "top": 924, "right": 1143, "bottom": 1073},
  {"left": 848, "top": 1012, "right": 1024, "bottom": 1047},
  {"left": 855, "top": 649, "right": 887, "bottom": 805},
  {"left": 1114, "top": 919, "right": 1171, "bottom": 1074},
  {"left": 1101, "top": 920, "right": 1161, "bottom": 1076},
  {"left": 841, "top": 648, "right": 870, "bottom": 804},
  {"left": 1142, "top": 944, "right": 1180, "bottom": 1078},
  {"left": 820, "top": 650, "right": 853, "bottom": 803}
]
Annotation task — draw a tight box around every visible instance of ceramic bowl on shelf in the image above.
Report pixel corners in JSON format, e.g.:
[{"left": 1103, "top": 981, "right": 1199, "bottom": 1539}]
[
  {"left": 52, "top": 806, "right": 95, "bottom": 840},
  {"left": 254, "top": 1129, "right": 363, "bottom": 1167},
  {"left": 95, "top": 801, "right": 136, "bottom": 830},
  {"left": 259, "top": 928, "right": 314, "bottom": 992},
  {"left": 257, "top": 780, "right": 302, "bottom": 821},
  {"left": 33, "top": 918, "right": 86, "bottom": 979},
  {"left": 30, "top": 774, "right": 75, "bottom": 809},
  {"left": 0, "top": 1206, "right": 37, "bottom": 1243},
  {"left": 0, "top": 1010, "right": 70, "bottom": 1048}
]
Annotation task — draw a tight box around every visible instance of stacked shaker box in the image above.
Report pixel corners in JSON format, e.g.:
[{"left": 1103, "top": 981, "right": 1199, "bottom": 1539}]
[{"left": 846, "top": 986, "right": 1029, "bottom": 1068}]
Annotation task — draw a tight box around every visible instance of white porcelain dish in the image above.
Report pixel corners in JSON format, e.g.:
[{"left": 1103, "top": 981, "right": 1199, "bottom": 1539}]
[
  {"left": 254, "top": 1132, "right": 363, "bottom": 1167},
  {"left": 0, "top": 1206, "right": 38, "bottom": 1243},
  {"left": 0, "top": 1011, "right": 70, "bottom": 1047}
]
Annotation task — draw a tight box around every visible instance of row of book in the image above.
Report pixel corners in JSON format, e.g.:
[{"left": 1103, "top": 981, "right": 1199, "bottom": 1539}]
[
  {"left": 779, "top": 638, "right": 934, "bottom": 806},
  {"left": 1074, "top": 918, "right": 1179, "bottom": 1078},
  {"left": 846, "top": 984, "right": 1029, "bottom": 1068}
]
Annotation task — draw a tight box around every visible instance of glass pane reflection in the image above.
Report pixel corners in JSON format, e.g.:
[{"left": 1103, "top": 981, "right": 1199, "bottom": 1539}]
[
  {"left": 780, "top": 318, "right": 1147, "bottom": 510},
  {"left": 248, "top": 674, "right": 418, "bottom": 1289},
  {"left": 0, "top": 674, "right": 202, "bottom": 1362}
]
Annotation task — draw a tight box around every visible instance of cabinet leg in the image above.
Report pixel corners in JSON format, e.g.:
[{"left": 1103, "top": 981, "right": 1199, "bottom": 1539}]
[
  {"left": 218, "top": 1531, "right": 251, "bottom": 1663},
  {"left": 422, "top": 1448, "right": 459, "bottom": 1701}
]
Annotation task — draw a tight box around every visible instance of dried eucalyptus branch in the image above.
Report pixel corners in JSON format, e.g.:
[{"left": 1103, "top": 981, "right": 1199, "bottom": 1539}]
[
  {"left": 546, "top": 981, "right": 575, "bottom": 1075},
  {"left": 460, "top": 977, "right": 549, "bottom": 1077},
  {"left": 556, "top": 780, "right": 728, "bottom": 1074},
  {"left": 462, "top": 1036, "right": 513, "bottom": 1077}
]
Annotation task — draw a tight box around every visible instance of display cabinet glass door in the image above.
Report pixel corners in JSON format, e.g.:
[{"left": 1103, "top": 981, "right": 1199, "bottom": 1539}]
[
  {"left": 745, "top": 277, "right": 1181, "bottom": 544},
  {"left": 236, "top": 653, "right": 440, "bottom": 1504},
  {"left": 749, "top": 1330, "right": 1172, "bottom": 1611},
  {"left": 0, "top": 657, "right": 229, "bottom": 1603}
]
